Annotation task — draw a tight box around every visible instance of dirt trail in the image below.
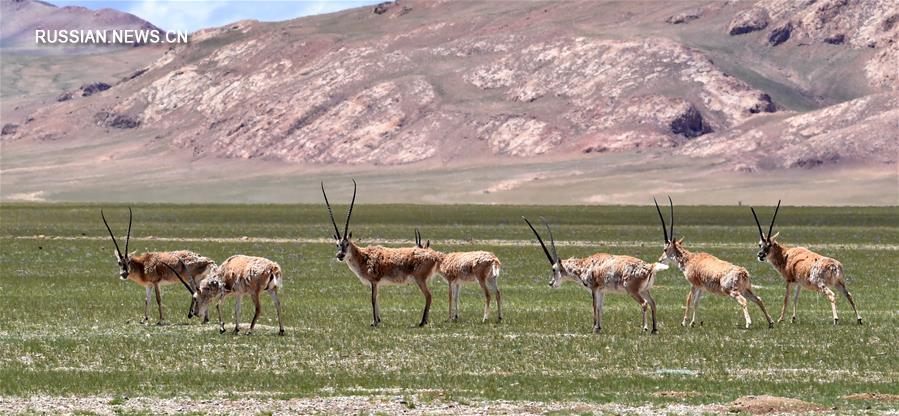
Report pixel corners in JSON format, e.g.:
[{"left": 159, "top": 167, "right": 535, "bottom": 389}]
[{"left": 6, "top": 235, "right": 898, "bottom": 251}]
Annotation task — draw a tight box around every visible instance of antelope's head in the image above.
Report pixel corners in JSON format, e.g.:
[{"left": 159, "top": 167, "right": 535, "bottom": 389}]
[
  {"left": 101, "top": 207, "right": 133, "bottom": 280},
  {"left": 414, "top": 229, "right": 430, "bottom": 249},
  {"left": 654, "top": 196, "right": 683, "bottom": 264},
  {"left": 190, "top": 272, "right": 224, "bottom": 319},
  {"left": 523, "top": 216, "right": 569, "bottom": 288},
  {"left": 751, "top": 200, "right": 781, "bottom": 262},
  {"left": 322, "top": 179, "right": 356, "bottom": 261}
]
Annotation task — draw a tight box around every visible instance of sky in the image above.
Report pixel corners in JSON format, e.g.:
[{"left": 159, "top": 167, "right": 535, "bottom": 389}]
[{"left": 51, "top": 0, "right": 383, "bottom": 32}]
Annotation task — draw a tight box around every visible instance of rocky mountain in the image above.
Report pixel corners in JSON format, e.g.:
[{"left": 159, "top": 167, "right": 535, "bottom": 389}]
[
  {"left": 1, "top": 0, "right": 897, "bottom": 204},
  {"left": 0, "top": 0, "right": 159, "bottom": 50}
]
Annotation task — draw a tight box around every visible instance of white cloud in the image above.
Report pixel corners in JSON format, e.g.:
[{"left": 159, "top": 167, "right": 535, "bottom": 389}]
[{"left": 127, "top": 1, "right": 230, "bottom": 32}]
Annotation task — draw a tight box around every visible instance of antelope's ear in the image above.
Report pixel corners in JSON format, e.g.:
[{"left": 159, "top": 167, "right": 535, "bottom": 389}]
[
  {"left": 348, "top": 232, "right": 352, "bottom": 239},
  {"left": 769, "top": 232, "right": 779, "bottom": 241},
  {"left": 333, "top": 233, "right": 339, "bottom": 240},
  {"left": 677, "top": 237, "right": 685, "bottom": 244},
  {"left": 425, "top": 240, "right": 430, "bottom": 249}
]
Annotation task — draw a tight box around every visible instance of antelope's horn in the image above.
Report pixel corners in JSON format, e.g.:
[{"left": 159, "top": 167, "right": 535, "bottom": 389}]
[
  {"left": 100, "top": 209, "right": 125, "bottom": 260},
  {"left": 523, "top": 216, "right": 555, "bottom": 265},
  {"left": 343, "top": 179, "right": 356, "bottom": 239},
  {"left": 321, "top": 181, "right": 341, "bottom": 239},
  {"left": 667, "top": 195, "right": 674, "bottom": 241},
  {"left": 124, "top": 206, "right": 133, "bottom": 256},
  {"left": 540, "top": 216, "right": 559, "bottom": 262},
  {"left": 653, "top": 197, "right": 669, "bottom": 244},
  {"left": 165, "top": 260, "right": 194, "bottom": 295},
  {"left": 767, "top": 200, "right": 781, "bottom": 240},
  {"left": 750, "top": 207, "right": 765, "bottom": 240}
]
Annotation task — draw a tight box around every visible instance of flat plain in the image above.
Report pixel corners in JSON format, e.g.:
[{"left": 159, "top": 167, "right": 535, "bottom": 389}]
[{"left": 0, "top": 203, "right": 897, "bottom": 414}]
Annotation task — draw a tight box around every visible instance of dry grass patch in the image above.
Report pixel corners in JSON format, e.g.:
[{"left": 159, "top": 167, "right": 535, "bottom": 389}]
[
  {"left": 840, "top": 393, "right": 899, "bottom": 402},
  {"left": 729, "top": 395, "right": 826, "bottom": 414}
]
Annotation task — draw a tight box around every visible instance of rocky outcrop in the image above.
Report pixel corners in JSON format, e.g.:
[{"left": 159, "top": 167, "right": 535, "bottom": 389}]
[
  {"left": 1, "top": 123, "right": 18, "bottom": 136},
  {"left": 728, "top": 8, "right": 769, "bottom": 35},
  {"left": 768, "top": 22, "right": 793, "bottom": 46},
  {"left": 666, "top": 9, "right": 702, "bottom": 25},
  {"left": 94, "top": 111, "right": 140, "bottom": 129},
  {"left": 80, "top": 82, "right": 112, "bottom": 97}
]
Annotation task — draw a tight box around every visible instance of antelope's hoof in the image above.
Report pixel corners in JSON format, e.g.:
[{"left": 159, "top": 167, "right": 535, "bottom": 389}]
[
  {"left": 156, "top": 321, "right": 165, "bottom": 326},
  {"left": 833, "top": 318, "right": 839, "bottom": 325},
  {"left": 680, "top": 320, "right": 687, "bottom": 327},
  {"left": 278, "top": 329, "right": 285, "bottom": 336},
  {"left": 791, "top": 316, "right": 797, "bottom": 324},
  {"left": 202, "top": 318, "right": 209, "bottom": 325},
  {"left": 219, "top": 327, "right": 226, "bottom": 334},
  {"left": 689, "top": 321, "right": 696, "bottom": 328},
  {"left": 857, "top": 318, "right": 863, "bottom": 325},
  {"left": 140, "top": 318, "right": 149, "bottom": 325},
  {"left": 745, "top": 323, "right": 752, "bottom": 329},
  {"left": 233, "top": 328, "right": 240, "bottom": 334},
  {"left": 768, "top": 321, "right": 775, "bottom": 329},
  {"left": 370, "top": 321, "right": 379, "bottom": 327},
  {"left": 651, "top": 328, "right": 658, "bottom": 335},
  {"left": 418, "top": 321, "right": 428, "bottom": 327},
  {"left": 592, "top": 326, "right": 601, "bottom": 334},
  {"left": 777, "top": 317, "right": 784, "bottom": 323},
  {"left": 642, "top": 327, "right": 648, "bottom": 333}
]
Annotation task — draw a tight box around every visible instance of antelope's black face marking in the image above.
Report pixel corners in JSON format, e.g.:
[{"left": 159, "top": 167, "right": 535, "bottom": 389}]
[
  {"left": 116, "top": 256, "right": 129, "bottom": 279},
  {"left": 757, "top": 240, "right": 772, "bottom": 262},
  {"left": 548, "top": 262, "right": 564, "bottom": 288},
  {"left": 335, "top": 235, "right": 351, "bottom": 261}
]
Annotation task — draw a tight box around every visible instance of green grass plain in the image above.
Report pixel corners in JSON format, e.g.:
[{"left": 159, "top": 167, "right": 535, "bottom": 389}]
[{"left": 0, "top": 203, "right": 897, "bottom": 412}]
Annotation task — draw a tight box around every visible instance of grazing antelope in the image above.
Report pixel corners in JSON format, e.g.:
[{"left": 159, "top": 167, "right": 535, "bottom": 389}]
[
  {"left": 751, "top": 201, "right": 862, "bottom": 325},
  {"left": 172, "top": 255, "right": 285, "bottom": 335},
  {"left": 101, "top": 208, "right": 216, "bottom": 325},
  {"left": 414, "top": 230, "right": 503, "bottom": 323},
  {"left": 654, "top": 197, "right": 774, "bottom": 329},
  {"left": 322, "top": 180, "right": 441, "bottom": 327},
  {"left": 523, "top": 217, "right": 666, "bottom": 334}
]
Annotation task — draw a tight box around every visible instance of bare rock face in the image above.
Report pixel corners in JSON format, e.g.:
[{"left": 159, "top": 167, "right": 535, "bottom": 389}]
[
  {"left": 768, "top": 22, "right": 793, "bottom": 46},
  {"left": 94, "top": 111, "right": 140, "bottom": 129},
  {"left": 666, "top": 9, "right": 702, "bottom": 25},
  {"left": 1, "top": 123, "right": 18, "bottom": 136},
  {"left": 80, "top": 82, "right": 112, "bottom": 97},
  {"left": 56, "top": 91, "right": 73, "bottom": 102},
  {"left": 728, "top": 8, "right": 769, "bottom": 35}
]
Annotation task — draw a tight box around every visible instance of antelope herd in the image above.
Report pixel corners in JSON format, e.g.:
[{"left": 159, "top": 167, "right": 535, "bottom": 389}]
[{"left": 99, "top": 182, "right": 863, "bottom": 335}]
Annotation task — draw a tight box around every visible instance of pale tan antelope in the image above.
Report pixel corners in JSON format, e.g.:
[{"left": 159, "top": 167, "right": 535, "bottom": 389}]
[
  {"left": 322, "top": 180, "right": 441, "bottom": 327},
  {"left": 523, "top": 217, "right": 666, "bottom": 334},
  {"left": 654, "top": 197, "right": 774, "bottom": 329},
  {"left": 751, "top": 201, "right": 862, "bottom": 325},
  {"left": 172, "top": 255, "right": 285, "bottom": 335},
  {"left": 101, "top": 208, "right": 216, "bottom": 324},
  {"left": 414, "top": 230, "right": 503, "bottom": 323}
]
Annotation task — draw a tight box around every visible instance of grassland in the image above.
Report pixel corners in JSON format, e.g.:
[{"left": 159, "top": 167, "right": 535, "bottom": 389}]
[{"left": 0, "top": 203, "right": 897, "bottom": 413}]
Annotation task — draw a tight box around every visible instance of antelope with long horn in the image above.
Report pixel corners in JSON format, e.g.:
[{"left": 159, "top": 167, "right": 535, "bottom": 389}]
[
  {"left": 414, "top": 229, "right": 503, "bottom": 323},
  {"left": 751, "top": 201, "right": 861, "bottom": 325},
  {"left": 101, "top": 208, "right": 216, "bottom": 324},
  {"left": 523, "top": 217, "right": 666, "bottom": 334},
  {"left": 322, "top": 180, "right": 441, "bottom": 327},
  {"left": 654, "top": 197, "right": 774, "bottom": 329},
  {"left": 170, "top": 255, "right": 285, "bottom": 335}
]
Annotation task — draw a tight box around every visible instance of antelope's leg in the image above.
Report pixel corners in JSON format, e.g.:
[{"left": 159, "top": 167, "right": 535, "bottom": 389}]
[
  {"left": 629, "top": 291, "right": 649, "bottom": 332},
  {"left": 731, "top": 291, "right": 751, "bottom": 329},
  {"left": 478, "top": 278, "right": 491, "bottom": 322},
  {"left": 690, "top": 289, "right": 703, "bottom": 327},
  {"left": 595, "top": 292, "right": 605, "bottom": 333},
  {"left": 447, "top": 281, "right": 455, "bottom": 322},
  {"left": 142, "top": 286, "right": 152, "bottom": 324},
  {"left": 216, "top": 295, "right": 225, "bottom": 333},
  {"left": 818, "top": 285, "right": 839, "bottom": 324},
  {"left": 154, "top": 284, "right": 164, "bottom": 325},
  {"left": 249, "top": 291, "right": 262, "bottom": 333},
  {"left": 453, "top": 283, "right": 461, "bottom": 320},
  {"left": 835, "top": 282, "right": 862, "bottom": 324},
  {"left": 416, "top": 278, "right": 432, "bottom": 327},
  {"left": 643, "top": 291, "right": 658, "bottom": 334},
  {"left": 233, "top": 294, "right": 243, "bottom": 334},
  {"left": 744, "top": 289, "right": 774, "bottom": 328},
  {"left": 791, "top": 284, "right": 801, "bottom": 323},
  {"left": 682, "top": 287, "right": 695, "bottom": 327},
  {"left": 268, "top": 289, "right": 284, "bottom": 335},
  {"left": 778, "top": 282, "right": 792, "bottom": 323},
  {"left": 370, "top": 283, "right": 381, "bottom": 326},
  {"left": 488, "top": 275, "right": 502, "bottom": 322}
]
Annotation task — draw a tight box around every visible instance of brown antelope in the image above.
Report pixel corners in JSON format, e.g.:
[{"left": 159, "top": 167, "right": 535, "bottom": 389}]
[
  {"left": 524, "top": 217, "right": 666, "bottom": 334},
  {"left": 751, "top": 201, "right": 862, "bottom": 325},
  {"left": 654, "top": 197, "right": 774, "bottom": 329},
  {"left": 101, "top": 208, "right": 216, "bottom": 324},
  {"left": 322, "top": 180, "right": 441, "bottom": 327},
  {"left": 171, "top": 255, "right": 285, "bottom": 335},
  {"left": 414, "top": 230, "right": 503, "bottom": 323}
]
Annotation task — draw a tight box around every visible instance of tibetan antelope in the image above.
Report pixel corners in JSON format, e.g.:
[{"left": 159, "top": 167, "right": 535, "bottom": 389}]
[
  {"left": 523, "top": 217, "right": 666, "bottom": 334},
  {"left": 414, "top": 229, "right": 503, "bottom": 323},
  {"left": 170, "top": 255, "right": 285, "bottom": 335},
  {"left": 751, "top": 201, "right": 862, "bottom": 325},
  {"left": 101, "top": 208, "right": 216, "bottom": 325},
  {"left": 654, "top": 197, "right": 774, "bottom": 329},
  {"left": 322, "top": 180, "right": 441, "bottom": 327}
]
